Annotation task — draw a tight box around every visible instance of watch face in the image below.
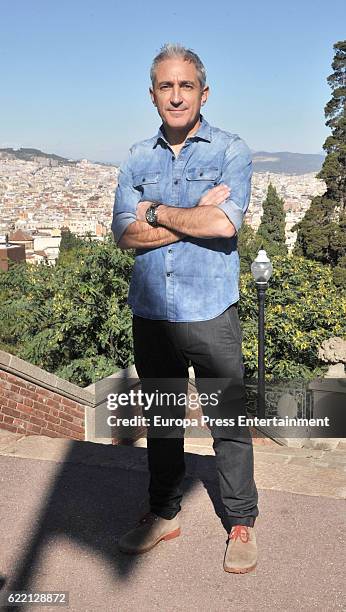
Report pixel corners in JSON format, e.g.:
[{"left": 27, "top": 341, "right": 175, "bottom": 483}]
[{"left": 146, "top": 206, "right": 157, "bottom": 226}]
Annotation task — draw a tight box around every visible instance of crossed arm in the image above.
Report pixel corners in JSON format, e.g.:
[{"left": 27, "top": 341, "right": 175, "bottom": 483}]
[
  {"left": 117, "top": 184, "right": 234, "bottom": 249},
  {"left": 112, "top": 138, "right": 252, "bottom": 250}
]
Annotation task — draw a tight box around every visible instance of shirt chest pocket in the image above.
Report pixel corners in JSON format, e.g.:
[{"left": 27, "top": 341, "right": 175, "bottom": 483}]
[
  {"left": 186, "top": 167, "right": 220, "bottom": 205},
  {"left": 133, "top": 171, "right": 161, "bottom": 202}
]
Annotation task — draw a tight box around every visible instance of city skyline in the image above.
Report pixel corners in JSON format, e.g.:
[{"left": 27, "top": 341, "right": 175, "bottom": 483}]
[
  {"left": 0, "top": 145, "right": 326, "bottom": 169},
  {"left": 1, "top": 0, "right": 345, "bottom": 161},
  {"left": 0, "top": 153, "right": 326, "bottom": 253}
]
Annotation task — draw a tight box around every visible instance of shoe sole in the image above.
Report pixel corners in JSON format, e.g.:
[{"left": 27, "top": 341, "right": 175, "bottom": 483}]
[
  {"left": 118, "top": 527, "right": 181, "bottom": 554},
  {"left": 224, "top": 562, "right": 257, "bottom": 574}
]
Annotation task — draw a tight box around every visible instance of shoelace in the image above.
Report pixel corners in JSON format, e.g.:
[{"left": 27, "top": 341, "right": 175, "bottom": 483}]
[
  {"left": 229, "top": 525, "right": 250, "bottom": 543},
  {"left": 138, "top": 512, "right": 158, "bottom": 526}
]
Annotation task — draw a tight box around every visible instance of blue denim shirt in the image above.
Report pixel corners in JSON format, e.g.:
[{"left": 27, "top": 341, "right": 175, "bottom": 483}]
[{"left": 112, "top": 116, "right": 252, "bottom": 322}]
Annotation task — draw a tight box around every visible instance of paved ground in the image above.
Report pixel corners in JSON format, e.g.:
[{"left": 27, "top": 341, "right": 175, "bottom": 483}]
[{"left": 0, "top": 430, "right": 345, "bottom": 611}]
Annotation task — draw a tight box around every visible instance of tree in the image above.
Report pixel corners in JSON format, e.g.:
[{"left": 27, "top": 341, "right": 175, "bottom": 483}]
[
  {"left": 0, "top": 262, "right": 32, "bottom": 354},
  {"left": 59, "top": 227, "right": 84, "bottom": 251},
  {"left": 257, "top": 183, "right": 287, "bottom": 257},
  {"left": 237, "top": 223, "right": 262, "bottom": 275},
  {"left": 239, "top": 255, "right": 346, "bottom": 381},
  {"left": 57, "top": 228, "right": 85, "bottom": 265},
  {"left": 294, "top": 40, "right": 346, "bottom": 287},
  {"left": 1, "top": 249, "right": 345, "bottom": 385},
  {"left": 293, "top": 196, "right": 336, "bottom": 263},
  {"left": 0, "top": 237, "right": 135, "bottom": 386},
  {"left": 319, "top": 40, "right": 346, "bottom": 206}
]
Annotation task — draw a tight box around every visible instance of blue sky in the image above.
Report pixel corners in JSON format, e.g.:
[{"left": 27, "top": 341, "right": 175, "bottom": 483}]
[{"left": 1, "top": 0, "right": 345, "bottom": 162}]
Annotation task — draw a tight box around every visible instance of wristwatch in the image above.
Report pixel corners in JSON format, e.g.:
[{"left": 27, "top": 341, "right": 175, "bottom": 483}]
[{"left": 145, "top": 202, "right": 161, "bottom": 227}]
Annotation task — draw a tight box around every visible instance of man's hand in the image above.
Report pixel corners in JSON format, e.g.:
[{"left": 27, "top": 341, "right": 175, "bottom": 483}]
[
  {"left": 137, "top": 201, "right": 152, "bottom": 221},
  {"left": 198, "top": 184, "right": 231, "bottom": 206},
  {"left": 133, "top": 183, "right": 234, "bottom": 239},
  {"left": 136, "top": 184, "right": 230, "bottom": 222}
]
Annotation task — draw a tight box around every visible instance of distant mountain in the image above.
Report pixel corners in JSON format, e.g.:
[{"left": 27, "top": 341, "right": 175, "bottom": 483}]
[
  {"left": 0, "top": 147, "right": 76, "bottom": 166},
  {"left": 252, "top": 151, "right": 325, "bottom": 174},
  {"left": 103, "top": 152, "right": 325, "bottom": 174},
  {"left": 0, "top": 146, "right": 325, "bottom": 175},
  {"left": 91, "top": 160, "right": 121, "bottom": 167}
]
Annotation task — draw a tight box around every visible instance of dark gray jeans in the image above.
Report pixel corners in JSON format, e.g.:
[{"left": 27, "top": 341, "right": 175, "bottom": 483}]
[{"left": 133, "top": 303, "right": 259, "bottom": 530}]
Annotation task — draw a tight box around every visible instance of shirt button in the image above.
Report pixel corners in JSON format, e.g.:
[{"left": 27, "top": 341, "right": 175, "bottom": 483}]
[
  {"left": 167, "top": 272, "right": 171, "bottom": 277},
  {"left": 199, "top": 172, "right": 204, "bottom": 177},
  {"left": 174, "top": 179, "right": 178, "bottom": 185},
  {"left": 168, "top": 249, "right": 172, "bottom": 254}
]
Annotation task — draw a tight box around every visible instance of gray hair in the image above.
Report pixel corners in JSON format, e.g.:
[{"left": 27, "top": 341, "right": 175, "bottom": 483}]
[{"left": 150, "top": 43, "right": 207, "bottom": 89}]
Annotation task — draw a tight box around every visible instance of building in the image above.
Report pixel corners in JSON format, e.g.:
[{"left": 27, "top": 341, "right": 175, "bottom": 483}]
[
  {"left": 0, "top": 240, "right": 26, "bottom": 272},
  {"left": 9, "top": 229, "right": 34, "bottom": 251}
]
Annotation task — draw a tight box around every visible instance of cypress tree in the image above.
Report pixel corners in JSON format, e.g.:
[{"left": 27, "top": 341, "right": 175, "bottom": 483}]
[
  {"left": 59, "top": 228, "right": 84, "bottom": 253},
  {"left": 294, "top": 40, "right": 346, "bottom": 287},
  {"left": 257, "top": 183, "right": 287, "bottom": 256},
  {"left": 238, "top": 222, "right": 263, "bottom": 274}
]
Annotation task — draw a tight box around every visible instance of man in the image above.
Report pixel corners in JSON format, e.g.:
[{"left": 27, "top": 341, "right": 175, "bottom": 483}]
[{"left": 111, "top": 43, "right": 258, "bottom": 574}]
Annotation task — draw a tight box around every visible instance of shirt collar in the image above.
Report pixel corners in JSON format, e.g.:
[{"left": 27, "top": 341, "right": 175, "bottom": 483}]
[{"left": 154, "top": 114, "right": 212, "bottom": 148}]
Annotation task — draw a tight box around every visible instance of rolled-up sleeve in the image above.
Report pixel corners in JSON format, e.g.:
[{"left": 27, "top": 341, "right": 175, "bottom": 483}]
[
  {"left": 217, "top": 137, "right": 253, "bottom": 234},
  {"left": 111, "top": 150, "right": 141, "bottom": 243}
]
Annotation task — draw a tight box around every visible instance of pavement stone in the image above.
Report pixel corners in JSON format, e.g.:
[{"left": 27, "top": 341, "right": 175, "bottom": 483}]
[
  {"left": 0, "top": 430, "right": 345, "bottom": 499},
  {"left": 0, "top": 453, "right": 345, "bottom": 612},
  {"left": 0, "top": 432, "right": 25, "bottom": 452},
  {"left": 0, "top": 434, "right": 73, "bottom": 463}
]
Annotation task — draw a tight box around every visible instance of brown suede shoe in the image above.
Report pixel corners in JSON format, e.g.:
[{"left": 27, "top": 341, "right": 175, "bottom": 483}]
[
  {"left": 118, "top": 512, "right": 181, "bottom": 554},
  {"left": 223, "top": 525, "right": 257, "bottom": 574}
]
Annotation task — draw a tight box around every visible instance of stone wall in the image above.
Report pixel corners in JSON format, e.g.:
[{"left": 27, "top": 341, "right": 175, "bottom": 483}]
[{"left": 0, "top": 350, "right": 93, "bottom": 440}]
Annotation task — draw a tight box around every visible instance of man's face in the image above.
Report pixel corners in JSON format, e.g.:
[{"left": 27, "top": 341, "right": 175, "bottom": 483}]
[{"left": 150, "top": 57, "right": 209, "bottom": 133}]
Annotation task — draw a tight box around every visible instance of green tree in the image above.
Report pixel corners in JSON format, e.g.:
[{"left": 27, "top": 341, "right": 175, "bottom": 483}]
[
  {"left": 293, "top": 196, "right": 336, "bottom": 263},
  {"left": 239, "top": 255, "right": 346, "bottom": 380},
  {"left": 2, "top": 246, "right": 345, "bottom": 386},
  {"left": 238, "top": 223, "right": 262, "bottom": 275},
  {"left": 0, "top": 261, "right": 33, "bottom": 354},
  {"left": 294, "top": 40, "right": 346, "bottom": 287},
  {"left": 59, "top": 227, "right": 85, "bottom": 251},
  {"left": 57, "top": 228, "right": 85, "bottom": 265},
  {"left": 0, "top": 237, "right": 135, "bottom": 386},
  {"left": 257, "top": 183, "right": 287, "bottom": 257}
]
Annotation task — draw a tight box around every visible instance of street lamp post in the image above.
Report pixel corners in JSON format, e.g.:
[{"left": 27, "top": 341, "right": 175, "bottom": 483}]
[{"left": 251, "top": 250, "right": 273, "bottom": 419}]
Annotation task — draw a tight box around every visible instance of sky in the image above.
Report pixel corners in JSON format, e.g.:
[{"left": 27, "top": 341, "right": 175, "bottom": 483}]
[{"left": 1, "top": 0, "right": 345, "bottom": 163}]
